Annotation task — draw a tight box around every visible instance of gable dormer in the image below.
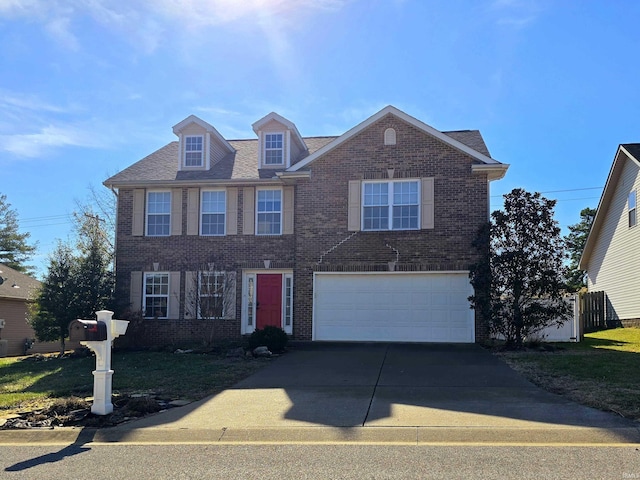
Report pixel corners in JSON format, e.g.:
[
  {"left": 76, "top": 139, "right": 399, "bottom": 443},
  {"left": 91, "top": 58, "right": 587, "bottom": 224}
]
[
  {"left": 252, "top": 112, "right": 308, "bottom": 169},
  {"left": 172, "top": 115, "right": 235, "bottom": 171}
]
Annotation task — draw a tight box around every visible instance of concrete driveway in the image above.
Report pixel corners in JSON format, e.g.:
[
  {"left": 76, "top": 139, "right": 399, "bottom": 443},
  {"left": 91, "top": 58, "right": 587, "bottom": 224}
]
[{"left": 111, "top": 342, "right": 640, "bottom": 444}]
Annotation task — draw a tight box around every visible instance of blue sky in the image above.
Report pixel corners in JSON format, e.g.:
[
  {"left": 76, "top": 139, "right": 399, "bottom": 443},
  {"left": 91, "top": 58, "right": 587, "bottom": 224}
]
[{"left": 1, "top": 0, "right": 638, "bottom": 277}]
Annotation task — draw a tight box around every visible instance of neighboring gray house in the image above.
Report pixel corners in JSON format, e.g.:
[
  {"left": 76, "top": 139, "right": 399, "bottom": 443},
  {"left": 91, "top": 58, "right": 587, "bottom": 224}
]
[{"left": 580, "top": 144, "right": 640, "bottom": 326}]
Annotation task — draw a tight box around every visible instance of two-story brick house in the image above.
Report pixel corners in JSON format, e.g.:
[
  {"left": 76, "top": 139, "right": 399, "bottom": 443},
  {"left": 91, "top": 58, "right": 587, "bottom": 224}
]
[{"left": 105, "top": 106, "right": 508, "bottom": 346}]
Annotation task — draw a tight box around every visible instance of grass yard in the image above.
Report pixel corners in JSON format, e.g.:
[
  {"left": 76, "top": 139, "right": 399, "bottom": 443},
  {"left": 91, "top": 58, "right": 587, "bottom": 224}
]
[
  {"left": 0, "top": 350, "right": 268, "bottom": 416},
  {"left": 497, "top": 327, "right": 640, "bottom": 421}
]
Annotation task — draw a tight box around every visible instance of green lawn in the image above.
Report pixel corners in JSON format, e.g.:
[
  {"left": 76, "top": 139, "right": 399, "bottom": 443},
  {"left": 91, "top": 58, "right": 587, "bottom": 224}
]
[
  {"left": 498, "top": 327, "right": 640, "bottom": 420},
  {"left": 0, "top": 350, "right": 267, "bottom": 413}
]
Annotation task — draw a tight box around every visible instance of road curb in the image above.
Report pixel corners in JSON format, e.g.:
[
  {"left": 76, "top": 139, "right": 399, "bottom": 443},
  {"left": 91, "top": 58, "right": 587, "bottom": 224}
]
[{"left": 2, "top": 425, "right": 640, "bottom": 446}]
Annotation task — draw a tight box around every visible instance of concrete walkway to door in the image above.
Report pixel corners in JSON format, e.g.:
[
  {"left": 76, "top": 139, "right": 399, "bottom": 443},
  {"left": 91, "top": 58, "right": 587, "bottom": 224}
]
[{"left": 98, "top": 342, "right": 640, "bottom": 445}]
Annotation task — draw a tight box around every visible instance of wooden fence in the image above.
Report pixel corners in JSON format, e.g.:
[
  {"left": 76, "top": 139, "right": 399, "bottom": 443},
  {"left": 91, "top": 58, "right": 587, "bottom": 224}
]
[{"left": 580, "top": 291, "right": 607, "bottom": 333}]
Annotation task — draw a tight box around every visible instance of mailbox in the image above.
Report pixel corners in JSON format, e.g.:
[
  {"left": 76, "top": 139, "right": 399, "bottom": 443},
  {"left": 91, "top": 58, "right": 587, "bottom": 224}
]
[{"left": 69, "top": 319, "right": 108, "bottom": 342}]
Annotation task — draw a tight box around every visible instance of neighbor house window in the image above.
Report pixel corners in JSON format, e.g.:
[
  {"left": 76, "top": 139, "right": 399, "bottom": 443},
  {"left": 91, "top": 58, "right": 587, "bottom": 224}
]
[
  {"left": 257, "top": 189, "right": 282, "bottom": 235},
  {"left": 198, "top": 271, "right": 225, "bottom": 319},
  {"left": 629, "top": 190, "right": 637, "bottom": 227},
  {"left": 144, "top": 273, "right": 169, "bottom": 318},
  {"left": 264, "top": 133, "right": 283, "bottom": 165},
  {"left": 201, "top": 190, "right": 226, "bottom": 235},
  {"left": 363, "top": 180, "right": 419, "bottom": 231},
  {"left": 184, "top": 135, "right": 204, "bottom": 167},
  {"left": 146, "top": 191, "right": 171, "bottom": 236}
]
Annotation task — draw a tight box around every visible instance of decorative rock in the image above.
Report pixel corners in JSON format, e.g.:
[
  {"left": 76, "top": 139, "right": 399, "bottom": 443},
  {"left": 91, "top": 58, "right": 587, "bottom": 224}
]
[
  {"left": 226, "top": 347, "right": 245, "bottom": 358},
  {"left": 174, "top": 349, "right": 194, "bottom": 354},
  {"left": 253, "top": 346, "right": 272, "bottom": 357}
]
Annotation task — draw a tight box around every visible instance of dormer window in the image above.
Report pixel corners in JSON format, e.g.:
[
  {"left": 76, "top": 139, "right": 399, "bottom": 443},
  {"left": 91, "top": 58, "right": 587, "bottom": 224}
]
[
  {"left": 264, "top": 133, "right": 284, "bottom": 165},
  {"left": 184, "top": 135, "right": 203, "bottom": 167}
]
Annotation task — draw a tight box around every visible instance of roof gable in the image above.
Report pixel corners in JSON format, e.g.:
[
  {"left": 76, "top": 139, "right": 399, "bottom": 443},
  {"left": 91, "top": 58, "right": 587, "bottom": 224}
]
[
  {"left": 252, "top": 112, "right": 306, "bottom": 152},
  {"left": 172, "top": 115, "right": 235, "bottom": 154},
  {"left": 288, "top": 105, "right": 504, "bottom": 172},
  {"left": 580, "top": 144, "right": 640, "bottom": 268}
]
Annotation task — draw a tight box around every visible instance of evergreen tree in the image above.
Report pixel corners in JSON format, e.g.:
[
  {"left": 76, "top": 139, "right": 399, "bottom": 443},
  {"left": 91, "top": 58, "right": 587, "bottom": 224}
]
[
  {"left": 564, "top": 207, "right": 596, "bottom": 292},
  {"left": 469, "top": 188, "right": 572, "bottom": 347},
  {"left": 29, "top": 243, "right": 79, "bottom": 355},
  {"left": 29, "top": 211, "right": 115, "bottom": 354},
  {"left": 0, "top": 193, "right": 36, "bottom": 273}
]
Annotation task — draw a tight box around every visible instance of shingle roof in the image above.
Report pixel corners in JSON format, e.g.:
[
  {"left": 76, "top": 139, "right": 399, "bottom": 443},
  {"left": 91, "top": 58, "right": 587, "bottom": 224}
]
[
  {"left": 104, "top": 128, "right": 491, "bottom": 186},
  {"left": 622, "top": 143, "right": 640, "bottom": 160},
  {"left": 0, "top": 264, "right": 41, "bottom": 301}
]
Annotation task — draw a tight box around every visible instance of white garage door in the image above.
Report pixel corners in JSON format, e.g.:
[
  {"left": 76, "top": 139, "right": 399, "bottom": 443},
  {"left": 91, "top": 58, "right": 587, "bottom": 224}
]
[{"left": 313, "top": 272, "right": 474, "bottom": 343}]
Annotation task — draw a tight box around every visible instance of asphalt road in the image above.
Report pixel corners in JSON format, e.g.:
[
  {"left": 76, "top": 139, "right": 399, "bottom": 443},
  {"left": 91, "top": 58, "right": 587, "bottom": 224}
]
[{"left": 2, "top": 444, "right": 640, "bottom": 479}]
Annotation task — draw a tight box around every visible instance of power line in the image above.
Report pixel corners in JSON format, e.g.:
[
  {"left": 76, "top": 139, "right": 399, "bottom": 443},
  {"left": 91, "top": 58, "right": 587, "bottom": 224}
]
[{"left": 491, "top": 186, "right": 603, "bottom": 198}]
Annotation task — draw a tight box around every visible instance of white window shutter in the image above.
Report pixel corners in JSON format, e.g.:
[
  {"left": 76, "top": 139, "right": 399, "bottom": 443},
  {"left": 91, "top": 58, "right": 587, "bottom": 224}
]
[
  {"left": 283, "top": 186, "right": 294, "bottom": 234},
  {"left": 348, "top": 180, "right": 361, "bottom": 231},
  {"left": 130, "top": 271, "right": 142, "bottom": 313},
  {"left": 168, "top": 272, "right": 181, "bottom": 319},
  {"left": 132, "top": 189, "right": 145, "bottom": 236},
  {"left": 421, "top": 177, "right": 434, "bottom": 229},
  {"left": 227, "top": 188, "right": 238, "bottom": 235},
  {"left": 171, "top": 188, "right": 183, "bottom": 236},
  {"left": 186, "top": 188, "right": 199, "bottom": 235},
  {"left": 243, "top": 187, "right": 255, "bottom": 235}
]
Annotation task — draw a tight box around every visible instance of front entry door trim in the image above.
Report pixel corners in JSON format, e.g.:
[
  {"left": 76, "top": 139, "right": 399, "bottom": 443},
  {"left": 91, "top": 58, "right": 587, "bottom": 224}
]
[{"left": 241, "top": 270, "right": 293, "bottom": 335}]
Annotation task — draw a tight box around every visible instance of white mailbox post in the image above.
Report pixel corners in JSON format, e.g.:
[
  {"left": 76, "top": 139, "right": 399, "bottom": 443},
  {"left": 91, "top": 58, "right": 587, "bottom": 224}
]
[{"left": 72, "top": 310, "right": 129, "bottom": 415}]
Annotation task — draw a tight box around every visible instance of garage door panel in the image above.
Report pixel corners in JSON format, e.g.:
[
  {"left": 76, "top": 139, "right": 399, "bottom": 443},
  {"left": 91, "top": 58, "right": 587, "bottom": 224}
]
[{"left": 313, "top": 273, "right": 474, "bottom": 343}]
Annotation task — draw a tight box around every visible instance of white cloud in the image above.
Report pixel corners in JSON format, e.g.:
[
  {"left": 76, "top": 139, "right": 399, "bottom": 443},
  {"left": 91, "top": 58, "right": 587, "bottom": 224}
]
[
  {"left": 491, "top": 0, "right": 541, "bottom": 28},
  {"left": 0, "top": 124, "right": 106, "bottom": 157}
]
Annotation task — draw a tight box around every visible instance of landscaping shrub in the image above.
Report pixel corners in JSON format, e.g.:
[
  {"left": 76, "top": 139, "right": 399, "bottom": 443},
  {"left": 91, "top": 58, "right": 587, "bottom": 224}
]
[{"left": 248, "top": 326, "right": 288, "bottom": 353}]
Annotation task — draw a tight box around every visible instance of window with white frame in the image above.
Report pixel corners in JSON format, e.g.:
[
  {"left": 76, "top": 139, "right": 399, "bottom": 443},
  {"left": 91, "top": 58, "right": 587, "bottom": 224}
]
[
  {"left": 257, "top": 189, "right": 282, "bottom": 235},
  {"left": 284, "top": 275, "right": 293, "bottom": 328},
  {"left": 629, "top": 190, "right": 637, "bottom": 228},
  {"left": 363, "top": 180, "right": 419, "bottom": 231},
  {"left": 184, "top": 135, "right": 204, "bottom": 167},
  {"left": 264, "top": 133, "right": 284, "bottom": 165},
  {"left": 201, "top": 190, "right": 226, "bottom": 235},
  {"left": 144, "top": 273, "right": 169, "bottom": 318},
  {"left": 198, "top": 271, "right": 225, "bottom": 319},
  {"left": 146, "top": 191, "right": 171, "bottom": 236}
]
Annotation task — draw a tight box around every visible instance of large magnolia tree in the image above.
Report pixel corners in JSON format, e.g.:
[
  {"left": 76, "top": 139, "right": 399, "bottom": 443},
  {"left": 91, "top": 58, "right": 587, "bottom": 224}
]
[{"left": 470, "top": 188, "right": 572, "bottom": 347}]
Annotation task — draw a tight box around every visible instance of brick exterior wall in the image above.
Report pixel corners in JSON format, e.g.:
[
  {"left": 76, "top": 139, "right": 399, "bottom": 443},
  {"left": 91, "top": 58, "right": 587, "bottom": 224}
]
[{"left": 112, "top": 113, "right": 491, "bottom": 346}]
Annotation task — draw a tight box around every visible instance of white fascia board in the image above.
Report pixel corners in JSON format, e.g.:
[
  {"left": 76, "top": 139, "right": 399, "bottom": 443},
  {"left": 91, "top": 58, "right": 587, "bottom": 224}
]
[
  {"left": 103, "top": 178, "right": 285, "bottom": 189},
  {"left": 252, "top": 112, "right": 307, "bottom": 152},
  {"left": 289, "top": 105, "right": 502, "bottom": 172},
  {"left": 580, "top": 145, "right": 640, "bottom": 269},
  {"left": 471, "top": 163, "right": 510, "bottom": 181},
  {"left": 172, "top": 115, "right": 235, "bottom": 153}
]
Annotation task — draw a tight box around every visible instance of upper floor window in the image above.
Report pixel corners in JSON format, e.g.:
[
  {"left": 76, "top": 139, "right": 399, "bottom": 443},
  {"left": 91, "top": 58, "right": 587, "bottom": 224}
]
[
  {"left": 363, "top": 180, "right": 419, "bottom": 231},
  {"left": 184, "top": 135, "right": 203, "bottom": 167},
  {"left": 201, "top": 190, "right": 226, "bottom": 235},
  {"left": 257, "top": 189, "right": 282, "bottom": 235},
  {"left": 144, "top": 272, "right": 169, "bottom": 318},
  {"left": 264, "top": 133, "right": 284, "bottom": 165},
  {"left": 147, "top": 191, "right": 171, "bottom": 236},
  {"left": 629, "top": 190, "right": 637, "bottom": 228}
]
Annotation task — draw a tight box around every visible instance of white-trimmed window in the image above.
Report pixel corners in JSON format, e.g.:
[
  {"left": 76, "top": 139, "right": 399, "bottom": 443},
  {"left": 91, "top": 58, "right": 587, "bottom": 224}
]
[
  {"left": 184, "top": 135, "right": 204, "bottom": 167},
  {"left": 257, "top": 189, "right": 282, "bottom": 235},
  {"left": 146, "top": 191, "right": 171, "bottom": 236},
  {"left": 144, "top": 273, "right": 169, "bottom": 318},
  {"left": 198, "top": 271, "right": 225, "bottom": 319},
  {"left": 363, "top": 180, "right": 419, "bottom": 231},
  {"left": 629, "top": 190, "right": 637, "bottom": 228},
  {"left": 264, "top": 133, "right": 284, "bottom": 165},
  {"left": 201, "top": 190, "right": 226, "bottom": 235}
]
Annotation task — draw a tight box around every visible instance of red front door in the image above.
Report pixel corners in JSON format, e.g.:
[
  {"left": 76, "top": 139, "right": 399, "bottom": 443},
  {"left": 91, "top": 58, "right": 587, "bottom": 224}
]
[{"left": 256, "top": 274, "right": 282, "bottom": 329}]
